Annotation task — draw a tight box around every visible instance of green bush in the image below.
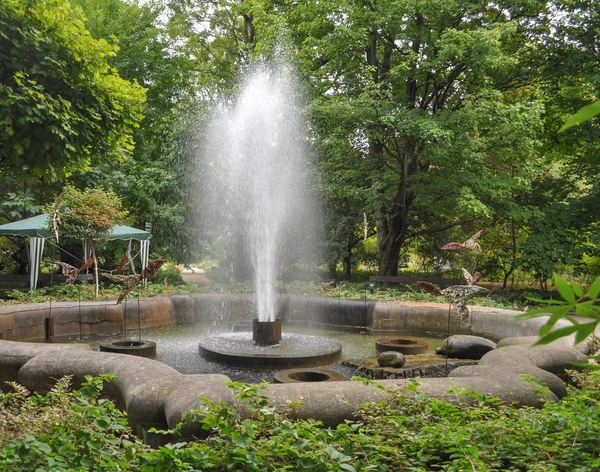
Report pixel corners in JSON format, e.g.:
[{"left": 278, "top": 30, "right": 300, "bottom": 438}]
[
  {"left": 0, "top": 280, "right": 197, "bottom": 305},
  {"left": 3, "top": 373, "right": 600, "bottom": 471},
  {"left": 152, "top": 262, "right": 185, "bottom": 286},
  {"left": 0, "top": 375, "right": 149, "bottom": 470}
]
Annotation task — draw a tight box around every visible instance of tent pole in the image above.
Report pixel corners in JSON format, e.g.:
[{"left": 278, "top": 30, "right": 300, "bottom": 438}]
[{"left": 29, "top": 237, "right": 45, "bottom": 291}]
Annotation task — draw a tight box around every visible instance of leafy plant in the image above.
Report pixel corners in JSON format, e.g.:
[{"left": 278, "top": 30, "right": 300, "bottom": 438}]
[
  {"left": 0, "top": 375, "right": 148, "bottom": 470},
  {"left": 0, "top": 281, "right": 198, "bottom": 305},
  {"left": 4, "top": 372, "right": 600, "bottom": 470},
  {"left": 1, "top": 189, "right": 42, "bottom": 220},
  {"left": 515, "top": 273, "right": 600, "bottom": 348}
]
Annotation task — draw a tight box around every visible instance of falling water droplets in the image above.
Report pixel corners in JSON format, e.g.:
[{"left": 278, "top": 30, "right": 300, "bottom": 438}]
[{"left": 194, "top": 63, "right": 319, "bottom": 321}]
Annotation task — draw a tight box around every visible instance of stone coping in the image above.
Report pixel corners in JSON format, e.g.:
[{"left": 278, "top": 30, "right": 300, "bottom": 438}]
[
  {"left": 0, "top": 293, "right": 581, "bottom": 341},
  {"left": 0, "top": 294, "right": 593, "bottom": 442}
]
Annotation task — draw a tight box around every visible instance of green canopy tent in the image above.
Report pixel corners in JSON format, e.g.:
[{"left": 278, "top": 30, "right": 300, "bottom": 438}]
[{"left": 0, "top": 214, "right": 151, "bottom": 290}]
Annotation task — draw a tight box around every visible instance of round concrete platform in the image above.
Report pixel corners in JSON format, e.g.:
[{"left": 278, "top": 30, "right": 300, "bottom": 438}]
[{"left": 198, "top": 332, "right": 342, "bottom": 369}]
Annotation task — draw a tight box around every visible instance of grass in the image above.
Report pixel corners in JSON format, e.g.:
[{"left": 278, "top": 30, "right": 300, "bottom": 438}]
[{"left": 0, "top": 272, "right": 556, "bottom": 311}]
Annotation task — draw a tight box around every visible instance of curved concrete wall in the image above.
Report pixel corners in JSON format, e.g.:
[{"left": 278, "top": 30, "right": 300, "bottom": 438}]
[
  {"left": 0, "top": 293, "right": 564, "bottom": 341},
  {"left": 0, "top": 294, "right": 591, "bottom": 442}
]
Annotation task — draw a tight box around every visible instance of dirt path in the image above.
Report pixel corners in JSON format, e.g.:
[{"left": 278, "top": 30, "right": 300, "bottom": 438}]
[{"left": 180, "top": 269, "right": 210, "bottom": 287}]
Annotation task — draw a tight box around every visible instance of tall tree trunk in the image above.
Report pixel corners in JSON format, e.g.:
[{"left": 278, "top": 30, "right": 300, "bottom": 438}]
[
  {"left": 327, "top": 259, "right": 337, "bottom": 281},
  {"left": 367, "top": 26, "right": 414, "bottom": 277},
  {"left": 375, "top": 138, "right": 417, "bottom": 277},
  {"left": 242, "top": 13, "right": 254, "bottom": 44},
  {"left": 502, "top": 220, "right": 518, "bottom": 289},
  {"left": 343, "top": 239, "right": 352, "bottom": 281}
]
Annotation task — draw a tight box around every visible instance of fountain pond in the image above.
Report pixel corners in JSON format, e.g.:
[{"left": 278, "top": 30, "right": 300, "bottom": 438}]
[{"left": 49, "top": 324, "right": 445, "bottom": 383}]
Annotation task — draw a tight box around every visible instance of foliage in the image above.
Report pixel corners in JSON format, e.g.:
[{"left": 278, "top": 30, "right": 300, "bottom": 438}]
[
  {"left": 0, "top": 375, "right": 149, "bottom": 470},
  {"left": 519, "top": 203, "right": 589, "bottom": 291},
  {"left": 0, "top": 0, "right": 146, "bottom": 183},
  {"left": 7, "top": 373, "right": 600, "bottom": 471},
  {"left": 4, "top": 371, "right": 600, "bottom": 471},
  {"left": 515, "top": 272, "right": 600, "bottom": 350},
  {"left": 192, "top": 279, "right": 532, "bottom": 311},
  {"left": 249, "top": 0, "right": 550, "bottom": 276},
  {"left": 139, "top": 377, "right": 600, "bottom": 470},
  {"left": 68, "top": 0, "right": 203, "bottom": 263},
  {"left": 46, "top": 186, "right": 128, "bottom": 244},
  {"left": 561, "top": 99, "right": 600, "bottom": 131},
  {"left": 152, "top": 263, "right": 186, "bottom": 286},
  {"left": 0, "top": 280, "right": 198, "bottom": 305},
  {"left": 1, "top": 189, "right": 43, "bottom": 220}
]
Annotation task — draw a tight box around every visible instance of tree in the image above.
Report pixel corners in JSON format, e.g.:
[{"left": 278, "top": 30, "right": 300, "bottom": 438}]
[
  {"left": 0, "top": 0, "right": 146, "bottom": 183},
  {"left": 68, "top": 0, "right": 249, "bottom": 263},
  {"left": 49, "top": 186, "right": 128, "bottom": 296},
  {"left": 245, "top": 0, "right": 549, "bottom": 276}
]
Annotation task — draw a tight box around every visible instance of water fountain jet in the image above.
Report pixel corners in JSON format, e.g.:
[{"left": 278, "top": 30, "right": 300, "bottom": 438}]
[{"left": 195, "top": 62, "right": 337, "bottom": 368}]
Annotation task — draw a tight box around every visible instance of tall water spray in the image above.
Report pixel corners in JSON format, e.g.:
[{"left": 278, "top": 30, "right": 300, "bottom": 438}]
[{"left": 198, "top": 64, "right": 318, "bottom": 323}]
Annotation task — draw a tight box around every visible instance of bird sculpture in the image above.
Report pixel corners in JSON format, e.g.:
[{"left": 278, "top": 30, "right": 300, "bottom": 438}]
[
  {"left": 51, "top": 191, "right": 63, "bottom": 243},
  {"left": 114, "top": 241, "right": 136, "bottom": 274},
  {"left": 418, "top": 267, "right": 488, "bottom": 326},
  {"left": 102, "top": 258, "right": 166, "bottom": 304},
  {"left": 58, "top": 257, "right": 95, "bottom": 287},
  {"left": 441, "top": 230, "right": 483, "bottom": 251},
  {"left": 462, "top": 267, "right": 480, "bottom": 285},
  {"left": 440, "top": 284, "right": 489, "bottom": 323},
  {"left": 102, "top": 273, "right": 141, "bottom": 304}
]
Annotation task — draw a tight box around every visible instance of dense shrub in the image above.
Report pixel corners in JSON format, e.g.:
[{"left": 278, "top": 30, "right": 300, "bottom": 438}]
[
  {"left": 0, "top": 280, "right": 197, "bottom": 305},
  {"left": 151, "top": 262, "right": 186, "bottom": 286},
  {"left": 2, "top": 373, "right": 600, "bottom": 471},
  {"left": 0, "top": 375, "right": 149, "bottom": 470}
]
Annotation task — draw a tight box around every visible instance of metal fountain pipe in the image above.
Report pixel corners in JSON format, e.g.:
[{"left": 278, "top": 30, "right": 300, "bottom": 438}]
[{"left": 252, "top": 319, "right": 281, "bottom": 345}]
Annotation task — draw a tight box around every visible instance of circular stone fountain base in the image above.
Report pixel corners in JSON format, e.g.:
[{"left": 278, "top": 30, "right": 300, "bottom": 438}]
[
  {"left": 274, "top": 368, "right": 346, "bottom": 383},
  {"left": 376, "top": 337, "right": 428, "bottom": 355},
  {"left": 99, "top": 340, "right": 157, "bottom": 359},
  {"left": 198, "top": 332, "right": 342, "bottom": 369}
]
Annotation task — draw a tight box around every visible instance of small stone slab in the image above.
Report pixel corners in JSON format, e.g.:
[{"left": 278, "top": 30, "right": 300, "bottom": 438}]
[
  {"left": 343, "top": 357, "right": 477, "bottom": 380},
  {"left": 436, "top": 335, "right": 496, "bottom": 359}
]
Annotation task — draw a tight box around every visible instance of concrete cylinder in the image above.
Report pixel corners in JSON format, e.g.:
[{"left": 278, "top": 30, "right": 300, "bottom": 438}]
[{"left": 253, "top": 319, "right": 281, "bottom": 345}]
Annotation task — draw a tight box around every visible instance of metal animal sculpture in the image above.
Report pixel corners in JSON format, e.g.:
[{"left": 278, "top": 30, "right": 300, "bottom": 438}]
[
  {"left": 51, "top": 191, "right": 63, "bottom": 243},
  {"left": 418, "top": 270, "right": 489, "bottom": 325},
  {"left": 462, "top": 267, "right": 480, "bottom": 285},
  {"left": 102, "top": 273, "right": 141, "bottom": 304},
  {"left": 58, "top": 262, "right": 79, "bottom": 286},
  {"left": 416, "top": 281, "right": 442, "bottom": 296},
  {"left": 115, "top": 253, "right": 128, "bottom": 273},
  {"left": 58, "top": 256, "right": 95, "bottom": 286},
  {"left": 102, "top": 258, "right": 166, "bottom": 304},
  {"left": 441, "top": 284, "right": 489, "bottom": 322},
  {"left": 115, "top": 241, "right": 135, "bottom": 274},
  {"left": 441, "top": 230, "right": 483, "bottom": 251}
]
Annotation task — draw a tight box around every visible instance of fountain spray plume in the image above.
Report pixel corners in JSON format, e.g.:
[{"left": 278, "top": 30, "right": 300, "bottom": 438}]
[{"left": 195, "top": 62, "right": 320, "bottom": 323}]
